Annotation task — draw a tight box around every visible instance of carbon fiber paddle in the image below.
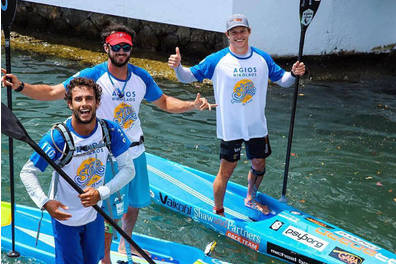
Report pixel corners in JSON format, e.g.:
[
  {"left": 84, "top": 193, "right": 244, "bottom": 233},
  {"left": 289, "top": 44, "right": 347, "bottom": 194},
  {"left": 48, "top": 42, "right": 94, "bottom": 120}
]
[
  {"left": 2, "top": 0, "right": 19, "bottom": 258},
  {"left": 281, "top": 0, "right": 322, "bottom": 201}
]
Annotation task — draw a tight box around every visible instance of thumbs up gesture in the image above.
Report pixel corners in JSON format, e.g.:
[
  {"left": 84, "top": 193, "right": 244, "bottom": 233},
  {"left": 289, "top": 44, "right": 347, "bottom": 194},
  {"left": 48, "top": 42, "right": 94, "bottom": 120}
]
[{"left": 168, "top": 47, "right": 182, "bottom": 69}]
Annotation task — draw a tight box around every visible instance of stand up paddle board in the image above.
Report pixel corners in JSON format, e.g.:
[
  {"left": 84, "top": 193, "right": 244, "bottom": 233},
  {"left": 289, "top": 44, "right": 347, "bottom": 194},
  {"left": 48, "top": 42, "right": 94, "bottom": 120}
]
[
  {"left": 1, "top": 202, "right": 230, "bottom": 264},
  {"left": 147, "top": 153, "right": 396, "bottom": 264}
]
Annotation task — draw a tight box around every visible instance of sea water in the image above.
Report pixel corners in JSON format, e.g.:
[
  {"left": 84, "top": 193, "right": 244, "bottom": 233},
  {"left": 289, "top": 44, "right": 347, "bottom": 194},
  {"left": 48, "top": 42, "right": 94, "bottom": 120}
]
[{"left": 2, "top": 51, "right": 395, "bottom": 263}]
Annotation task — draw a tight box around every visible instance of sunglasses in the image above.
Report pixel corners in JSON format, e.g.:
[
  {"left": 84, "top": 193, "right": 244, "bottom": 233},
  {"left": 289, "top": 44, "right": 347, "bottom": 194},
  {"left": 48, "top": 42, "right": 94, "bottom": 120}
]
[{"left": 109, "top": 44, "right": 132, "bottom": 52}]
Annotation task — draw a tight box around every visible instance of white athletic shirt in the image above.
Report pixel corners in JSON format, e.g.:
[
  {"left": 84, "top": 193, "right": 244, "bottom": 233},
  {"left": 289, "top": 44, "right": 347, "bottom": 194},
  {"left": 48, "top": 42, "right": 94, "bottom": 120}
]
[
  {"left": 25, "top": 119, "right": 131, "bottom": 226},
  {"left": 63, "top": 62, "right": 163, "bottom": 159},
  {"left": 190, "top": 47, "right": 287, "bottom": 141}
]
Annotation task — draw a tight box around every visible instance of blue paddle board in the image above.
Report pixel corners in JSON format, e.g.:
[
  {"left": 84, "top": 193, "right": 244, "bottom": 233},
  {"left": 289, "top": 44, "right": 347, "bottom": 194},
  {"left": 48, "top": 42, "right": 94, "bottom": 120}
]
[
  {"left": 1, "top": 202, "right": 230, "bottom": 264},
  {"left": 147, "top": 153, "right": 396, "bottom": 264}
]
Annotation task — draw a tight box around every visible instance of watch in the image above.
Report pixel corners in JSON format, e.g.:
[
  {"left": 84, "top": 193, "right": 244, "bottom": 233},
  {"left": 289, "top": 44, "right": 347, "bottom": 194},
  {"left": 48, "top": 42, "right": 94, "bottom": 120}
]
[{"left": 15, "top": 81, "right": 25, "bottom": 92}]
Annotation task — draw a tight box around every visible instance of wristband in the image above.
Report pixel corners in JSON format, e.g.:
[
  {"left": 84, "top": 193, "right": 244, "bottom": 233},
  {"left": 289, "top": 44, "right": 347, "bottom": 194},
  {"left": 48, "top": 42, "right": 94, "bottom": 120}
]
[
  {"left": 290, "top": 71, "right": 296, "bottom": 78},
  {"left": 15, "top": 81, "right": 25, "bottom": 92}
]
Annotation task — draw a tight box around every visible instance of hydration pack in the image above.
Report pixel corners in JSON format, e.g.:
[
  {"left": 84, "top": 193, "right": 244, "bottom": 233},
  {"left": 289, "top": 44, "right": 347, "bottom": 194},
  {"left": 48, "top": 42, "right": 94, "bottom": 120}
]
[{"left": 52, "top": 118, "right": 113, "bottom": 167}]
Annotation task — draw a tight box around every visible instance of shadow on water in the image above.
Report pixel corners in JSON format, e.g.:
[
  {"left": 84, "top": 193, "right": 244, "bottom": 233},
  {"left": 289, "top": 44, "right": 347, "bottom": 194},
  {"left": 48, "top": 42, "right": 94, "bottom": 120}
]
[{"left": 2, "top": 51, "right": 395, "bottom": 263}]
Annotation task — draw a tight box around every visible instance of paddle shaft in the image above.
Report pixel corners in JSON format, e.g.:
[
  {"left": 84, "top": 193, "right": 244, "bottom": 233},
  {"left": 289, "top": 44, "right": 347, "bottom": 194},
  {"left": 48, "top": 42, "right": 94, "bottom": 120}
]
[
  {"left": 281, "top": 26, "right": 307, "bottom": 200},
  {"left": 3, "top": 25, "right": 19, "bottom": 258},
  {"left": 25, "top": 138, "right": 156, "bottom": 264}
]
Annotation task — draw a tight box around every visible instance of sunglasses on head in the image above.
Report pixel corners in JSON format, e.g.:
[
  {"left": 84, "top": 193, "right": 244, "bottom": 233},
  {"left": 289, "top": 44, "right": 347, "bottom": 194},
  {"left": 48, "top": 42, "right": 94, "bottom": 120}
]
[{"left": 109, "top": 44, "right": 132, "bottom": 52}]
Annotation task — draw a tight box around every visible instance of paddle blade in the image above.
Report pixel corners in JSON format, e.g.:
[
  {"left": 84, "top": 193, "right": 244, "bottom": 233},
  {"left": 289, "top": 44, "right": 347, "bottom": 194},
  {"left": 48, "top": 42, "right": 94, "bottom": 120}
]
[
  {"left": 1, "top": 202, "right": 12, "bottom": 227},
  {"left": 299, "top": 0, "right": 321, "bottom": 28},
  {"left": 1, "top": 0, "right": 17, "bottom": 28},
  {"left": 1, "top": 103, "right": 31, "bottom": 142}
]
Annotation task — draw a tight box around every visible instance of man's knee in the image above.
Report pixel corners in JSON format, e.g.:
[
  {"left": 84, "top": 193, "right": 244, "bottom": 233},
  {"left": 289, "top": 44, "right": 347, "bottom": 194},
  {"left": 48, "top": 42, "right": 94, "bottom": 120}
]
[
  {"left": 218, "top": 160, "right": 237, "bottom": 179},
  {"left": 251, "top": 158, "right": 265, "bottom": 172}
]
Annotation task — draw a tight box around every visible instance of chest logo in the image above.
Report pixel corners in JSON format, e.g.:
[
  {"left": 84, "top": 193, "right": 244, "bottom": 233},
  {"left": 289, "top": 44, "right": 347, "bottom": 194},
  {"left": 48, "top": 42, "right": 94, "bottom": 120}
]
[
  {"left": 75, "top": 158, "right": 105, "bottom": 188},
  {"left": 231, "top": 79, "right": 256, "bottom": 105},
  {"left": 114, "top": 102, "right": 137, "bottom": 129}
]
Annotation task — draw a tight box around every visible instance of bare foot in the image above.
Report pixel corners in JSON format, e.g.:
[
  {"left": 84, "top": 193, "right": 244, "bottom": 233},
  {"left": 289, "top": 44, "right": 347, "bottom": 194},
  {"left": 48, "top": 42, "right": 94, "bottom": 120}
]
[
  {"left": 244, "top": 199, "right": 270, "bottom": 215},
  {"left": 118, "top": 244, "right": 151, "bottom": 258}
]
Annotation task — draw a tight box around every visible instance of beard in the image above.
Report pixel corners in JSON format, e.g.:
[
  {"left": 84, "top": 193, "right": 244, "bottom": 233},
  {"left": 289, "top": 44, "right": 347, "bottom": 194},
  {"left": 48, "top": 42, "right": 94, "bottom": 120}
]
[
  {"left": 72, "top": 108, "right": 96, "bottom": 124},
  {"left": 108, "top": 52, "right": 131, "bottom": 67}
]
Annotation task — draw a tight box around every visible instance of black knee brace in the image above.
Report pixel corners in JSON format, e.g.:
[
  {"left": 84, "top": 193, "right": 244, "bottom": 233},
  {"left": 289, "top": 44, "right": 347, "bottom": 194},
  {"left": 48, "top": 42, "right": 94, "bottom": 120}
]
[{"left": 250, "top": 166, "right": 266, "bottom": 177}]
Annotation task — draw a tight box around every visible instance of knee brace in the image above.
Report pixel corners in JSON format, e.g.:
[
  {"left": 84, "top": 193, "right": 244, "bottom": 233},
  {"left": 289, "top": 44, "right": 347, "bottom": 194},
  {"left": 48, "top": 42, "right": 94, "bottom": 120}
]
[{"left": 250, "top": 166, "right": 266, "bottom": 177}]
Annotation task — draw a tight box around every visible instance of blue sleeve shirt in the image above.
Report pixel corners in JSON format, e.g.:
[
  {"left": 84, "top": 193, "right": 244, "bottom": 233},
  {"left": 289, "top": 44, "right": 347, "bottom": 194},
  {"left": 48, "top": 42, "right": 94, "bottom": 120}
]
[{"left": 30, "top": 118, "right": 131, "bottom": 172}]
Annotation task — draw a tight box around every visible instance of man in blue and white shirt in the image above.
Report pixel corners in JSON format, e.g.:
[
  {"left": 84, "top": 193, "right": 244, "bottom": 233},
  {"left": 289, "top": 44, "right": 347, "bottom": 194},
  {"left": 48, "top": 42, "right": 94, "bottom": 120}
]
[
  {"left": 4, "top": 23, "right": 213, "bottom": 263},
  {"left": 168, "top": 14, "right": 306, "bottom": 216},
  {"left": 20, "top": 77, "right": 134, "bottom": 264}
]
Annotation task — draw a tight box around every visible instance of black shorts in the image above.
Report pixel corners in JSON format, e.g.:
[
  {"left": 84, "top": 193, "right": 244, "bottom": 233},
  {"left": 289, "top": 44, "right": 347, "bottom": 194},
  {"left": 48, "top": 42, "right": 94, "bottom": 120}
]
[{"left": 219, "top": 136, "right": 272, "bottom": 162}]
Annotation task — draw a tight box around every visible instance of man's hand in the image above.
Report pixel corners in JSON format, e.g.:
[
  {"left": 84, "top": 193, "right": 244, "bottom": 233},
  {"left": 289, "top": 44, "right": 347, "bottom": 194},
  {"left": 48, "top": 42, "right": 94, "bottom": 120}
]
[
  {"left": 1, "top": 68, "right": 22, "bottom": 90},
  {"left": 291, "top": 61, "right": 306, "bottom": 76},
  {"left": 168, "top": 47, "right": 182, "bottom": 69},
  {"left": 193, "top": 93, "right": 217, "bottom": 111},
  {"left": 44, "top": 200, "right": 72, "bottom": 221},
  {"left": 79, "top": 187, "right": 101, "bottom": 207}
]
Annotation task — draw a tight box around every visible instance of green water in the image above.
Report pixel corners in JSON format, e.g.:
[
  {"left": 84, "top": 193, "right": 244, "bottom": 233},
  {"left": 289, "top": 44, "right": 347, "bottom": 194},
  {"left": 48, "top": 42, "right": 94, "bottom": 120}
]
[{"left": 2, "top": 51, "right": 395, "bottom": 263}]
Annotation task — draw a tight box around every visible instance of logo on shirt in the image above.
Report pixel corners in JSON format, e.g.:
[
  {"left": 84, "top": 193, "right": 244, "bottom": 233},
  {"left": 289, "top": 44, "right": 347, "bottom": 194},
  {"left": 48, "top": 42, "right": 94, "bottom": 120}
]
[
  {"left": 231, "top": 79, "right": 256, "bottom": 105},
  {"left": 233, "top": 67, "right": 257, "bottom": 77},
  {"left": 75, "top": 158, "right": 105, "bottom": 188},
  {"left": 114, "top": 102, "right": 137, "bottom": 129}
]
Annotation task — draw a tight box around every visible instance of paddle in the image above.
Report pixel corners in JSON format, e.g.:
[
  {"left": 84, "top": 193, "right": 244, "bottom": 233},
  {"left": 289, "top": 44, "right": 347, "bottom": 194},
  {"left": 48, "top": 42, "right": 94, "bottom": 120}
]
[
  {"left": 2, "top": 0, "right": 19, "bottom": 258},
  {"left": 1, "top": 103, "right": 156, "bottom": 264},
  {"left": 281, "top": 0, "right": 321, "bottom": 201}
]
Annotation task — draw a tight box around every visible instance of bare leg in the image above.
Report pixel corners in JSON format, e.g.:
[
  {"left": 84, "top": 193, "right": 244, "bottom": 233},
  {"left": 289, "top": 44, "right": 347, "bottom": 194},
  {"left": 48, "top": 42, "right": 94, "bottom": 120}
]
[
  {"left": 213, "top": 159, "right": 237, "bottom": 216},
  {"left": 102, "top": 231, "right": 113, "bottom": 264},
  {"left": 118, "top": 206, "right": 139, "bottom": 254},
  {"left": 245, "top": 158, "right": 269, "bottom": 214}
]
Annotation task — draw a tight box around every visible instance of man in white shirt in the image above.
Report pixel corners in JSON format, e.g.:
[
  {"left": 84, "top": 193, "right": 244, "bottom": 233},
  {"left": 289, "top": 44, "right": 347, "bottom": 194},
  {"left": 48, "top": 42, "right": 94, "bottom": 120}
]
[
  {"left": 168, "top": 14, "right": 306, "bottom": 216},
  {"left": 19, "top": 77, "right": 134, "bottom": 263},
  {"left": 2, "top": 23, "right": 212, "bottom": 263}
]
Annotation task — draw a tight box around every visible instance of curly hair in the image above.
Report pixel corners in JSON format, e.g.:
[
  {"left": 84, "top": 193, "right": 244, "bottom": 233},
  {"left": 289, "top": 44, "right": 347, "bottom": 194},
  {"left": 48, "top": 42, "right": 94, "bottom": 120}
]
[
  {"left": 64, "top": 77, "right": 102, "bottom": 103},
  {"left": 101, "top": 24, "right": 136, "bottom": 44}
]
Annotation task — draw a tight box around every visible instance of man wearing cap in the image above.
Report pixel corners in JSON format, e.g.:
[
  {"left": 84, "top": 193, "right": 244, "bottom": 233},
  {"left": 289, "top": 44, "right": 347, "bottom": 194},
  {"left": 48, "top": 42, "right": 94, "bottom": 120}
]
[
  {"left": 2, "top": 23, "right": 212, "bottom": 263},
  {"left": 168, "top": 14, "right": 306, "bottom": 216}
]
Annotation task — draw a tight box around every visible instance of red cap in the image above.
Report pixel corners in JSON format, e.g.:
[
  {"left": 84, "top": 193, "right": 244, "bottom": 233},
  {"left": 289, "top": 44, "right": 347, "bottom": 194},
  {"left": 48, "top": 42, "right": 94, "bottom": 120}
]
[{"left": 105, "top": 32, "right": 133, "bottom": 46}]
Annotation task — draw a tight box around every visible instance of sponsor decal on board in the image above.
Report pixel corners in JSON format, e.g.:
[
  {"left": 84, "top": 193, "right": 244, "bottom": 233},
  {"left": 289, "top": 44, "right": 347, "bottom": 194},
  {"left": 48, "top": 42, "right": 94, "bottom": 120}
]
[
  {"left": 193, "top": 208, "right": 228, "bottom": 229},
  {"left": 278, "top": 211, "right": 300, "bottom": 223},
  {"left": 159, "top": 192, "right": 192, "bottom": 216},
  {"left": 267, "top": 242, "right": 325, "bottom": 264},
  {"left": 305, "top": 217, "right": 334, "bottom": 229},
  {"left": 329, "top": 247, "right": 365, "bottom": 264},
  {"left": 315, "top": 228, "right": 396, "bottom": 264},
  {"left": 334, "top": 230, "right": 380, "bottom": 251},
  {"left": 283, "top": 226, "right": 328, "bottom": 252},
  {"left": 226, "top": 230, "right": 259, "bottom": 251},
  {"left": 270, "top": 220, "right": 284, "bottom": 231}
]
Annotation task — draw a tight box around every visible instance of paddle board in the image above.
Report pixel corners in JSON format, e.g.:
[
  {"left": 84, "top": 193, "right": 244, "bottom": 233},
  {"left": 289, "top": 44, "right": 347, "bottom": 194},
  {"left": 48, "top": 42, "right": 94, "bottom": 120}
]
[
  {"left": 147, "top": 153, "right": 396, "bottom": 264},
  {"left": 1, "top": 202, "right": 230, "bottom": 264}
]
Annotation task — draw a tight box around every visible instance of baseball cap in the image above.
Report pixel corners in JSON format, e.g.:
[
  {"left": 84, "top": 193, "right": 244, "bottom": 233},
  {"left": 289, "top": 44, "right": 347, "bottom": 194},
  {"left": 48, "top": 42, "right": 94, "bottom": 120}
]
[
  {"left": 105, "top": 31, "right": 133, "bottom": 46},
  {"left": 226, "top": 14, "right": 249, "bottom": 31}
]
